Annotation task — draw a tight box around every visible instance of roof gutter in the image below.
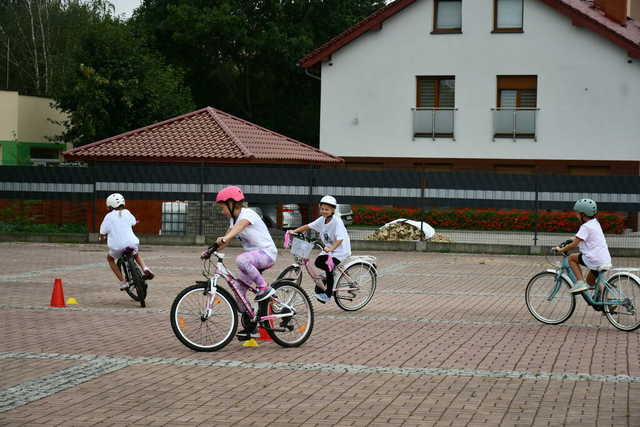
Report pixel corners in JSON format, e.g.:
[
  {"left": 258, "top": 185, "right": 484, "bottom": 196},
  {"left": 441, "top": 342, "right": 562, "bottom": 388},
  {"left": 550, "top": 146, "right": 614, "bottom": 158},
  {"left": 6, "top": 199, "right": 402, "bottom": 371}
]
[{"left": 304, "top": 67, "right": 321, "bottom": 81}]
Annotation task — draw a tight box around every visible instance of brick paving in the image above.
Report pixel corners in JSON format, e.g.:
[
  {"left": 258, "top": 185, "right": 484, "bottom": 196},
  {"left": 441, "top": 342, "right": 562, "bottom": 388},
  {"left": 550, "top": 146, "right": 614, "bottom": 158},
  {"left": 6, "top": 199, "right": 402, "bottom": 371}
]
[{"left": 0, "top": 241, "right": 639, "bottom": 426}]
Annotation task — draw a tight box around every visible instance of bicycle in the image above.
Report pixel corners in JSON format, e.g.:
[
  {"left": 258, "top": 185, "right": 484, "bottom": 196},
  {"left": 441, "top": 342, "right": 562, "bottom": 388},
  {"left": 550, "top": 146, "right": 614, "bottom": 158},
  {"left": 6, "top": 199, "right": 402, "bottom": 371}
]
[
  {"left": 276, "top": 232, "right": 378, "bottom": 311},
  {"left": 525, "top": 240, "right": 640, "bottom": 332},
  {"left": 170, "top": 243, "right": 314, "bottom": 351},
  {"left": 117, "top": 247, "right": 148, "bottom": 308}
]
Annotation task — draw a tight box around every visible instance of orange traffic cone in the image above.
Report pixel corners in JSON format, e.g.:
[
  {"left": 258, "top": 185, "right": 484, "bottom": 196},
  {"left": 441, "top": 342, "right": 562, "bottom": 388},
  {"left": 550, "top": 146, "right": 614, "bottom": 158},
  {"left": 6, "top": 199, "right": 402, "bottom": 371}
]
[
  {"left": 50, "top": 278, "right": 66, "bottom": 307},
  {"left": 257, "top": 327, "right": 272, "bottom": 341}
]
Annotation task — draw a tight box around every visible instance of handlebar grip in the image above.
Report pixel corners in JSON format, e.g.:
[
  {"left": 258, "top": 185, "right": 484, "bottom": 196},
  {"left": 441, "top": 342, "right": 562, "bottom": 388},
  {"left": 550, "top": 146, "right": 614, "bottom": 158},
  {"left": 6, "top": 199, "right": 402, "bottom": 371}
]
[{"left": 560, "top": 239, "right": 573, "bottom": 248}]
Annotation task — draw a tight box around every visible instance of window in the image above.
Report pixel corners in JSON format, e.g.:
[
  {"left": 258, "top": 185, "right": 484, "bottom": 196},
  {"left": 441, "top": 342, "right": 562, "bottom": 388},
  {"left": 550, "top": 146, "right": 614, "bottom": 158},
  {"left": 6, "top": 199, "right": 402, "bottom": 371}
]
[
  {"left": 493, "top": 75, "right": 537, "bottom": 140},
  {"left": 494, "top": 0, "right": 523, "bottom": 32},
  {"left": 433, "top": 0, "right": 462, "bottom": 33},
  {"left": 497, "top": 75, "right": 536, "bottom": 109},
  {"left": 414, "top": 76, "right": 456, "bottom": 139}
]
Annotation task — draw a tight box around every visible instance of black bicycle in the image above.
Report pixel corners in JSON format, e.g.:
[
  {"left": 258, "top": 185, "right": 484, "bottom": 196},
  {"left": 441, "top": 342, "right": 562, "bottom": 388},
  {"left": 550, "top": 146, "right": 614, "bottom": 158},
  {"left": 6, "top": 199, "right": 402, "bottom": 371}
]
[{"left": 117, "top": 247, "right": 148, "bottom": 308}]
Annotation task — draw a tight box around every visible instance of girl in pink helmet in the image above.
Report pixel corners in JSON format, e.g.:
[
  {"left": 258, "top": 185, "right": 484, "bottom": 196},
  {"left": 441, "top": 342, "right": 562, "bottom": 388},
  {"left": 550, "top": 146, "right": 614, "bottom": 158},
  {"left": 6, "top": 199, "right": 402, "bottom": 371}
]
[{"left": 211, "top": 186, "right": 277, "bottom": 323}]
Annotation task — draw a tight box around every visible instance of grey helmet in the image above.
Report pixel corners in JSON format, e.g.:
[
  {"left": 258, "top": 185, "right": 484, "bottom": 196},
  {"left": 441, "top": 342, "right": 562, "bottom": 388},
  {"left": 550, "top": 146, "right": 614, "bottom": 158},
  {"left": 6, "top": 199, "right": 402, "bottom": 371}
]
[{"left": 573, "top": 198, "right": 597, "bottom": 217}]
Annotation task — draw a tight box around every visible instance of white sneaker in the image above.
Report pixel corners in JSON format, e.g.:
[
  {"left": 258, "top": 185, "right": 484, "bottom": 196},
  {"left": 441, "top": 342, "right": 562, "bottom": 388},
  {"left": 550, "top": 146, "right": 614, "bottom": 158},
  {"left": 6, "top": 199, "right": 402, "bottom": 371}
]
[
  {"left": 315, "top": 293, "right": 330, "bottom": 304},
  {"left": 119, "top": 281, "right": 130, "bottom": 291},
  {"left": 569, "top": 280, "right": 589, "bottom": 294}
]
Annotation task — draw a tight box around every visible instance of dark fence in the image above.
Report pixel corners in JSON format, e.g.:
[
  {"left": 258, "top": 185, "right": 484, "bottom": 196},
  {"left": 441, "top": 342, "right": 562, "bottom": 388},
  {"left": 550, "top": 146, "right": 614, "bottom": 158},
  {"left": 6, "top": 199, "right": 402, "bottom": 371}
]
[{"left": 1, "top": 164, "right": 639, "bottom": 247}]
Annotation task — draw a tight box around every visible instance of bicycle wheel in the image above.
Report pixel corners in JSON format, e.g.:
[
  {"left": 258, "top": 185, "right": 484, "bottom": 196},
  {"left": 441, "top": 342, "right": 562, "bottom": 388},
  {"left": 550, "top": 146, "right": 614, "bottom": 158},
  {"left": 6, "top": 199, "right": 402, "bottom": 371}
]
[
  {"left": 170, "top": 284, "right": 238, "bottom": 351},
  {"left": 127, "top": 258, "right": 147, "bottom": 307},
  {"left": 260, "top": 280, "right": 313, "bottom": 347},
  {"left": 117, "top": 257, "right": 140, "bottom": 302},
  {"left": 603, "top": 274, "right": 640, "bottom": 332},
  {"left": 525, "top": 272, "right": 575, "bottom": 325},
  {"left": 334, "top": 262, "right": 377, "bottom": 311},
  {"left": 276, "top": 265, "right": 302, "bottom": 286}
]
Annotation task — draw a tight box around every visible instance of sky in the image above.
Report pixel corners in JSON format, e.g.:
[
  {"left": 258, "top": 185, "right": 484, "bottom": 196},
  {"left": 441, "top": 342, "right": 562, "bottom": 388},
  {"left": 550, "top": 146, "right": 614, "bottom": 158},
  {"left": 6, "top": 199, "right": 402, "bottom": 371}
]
[{"left": 111, "top": 0, "right": 143, "bottom": 19}]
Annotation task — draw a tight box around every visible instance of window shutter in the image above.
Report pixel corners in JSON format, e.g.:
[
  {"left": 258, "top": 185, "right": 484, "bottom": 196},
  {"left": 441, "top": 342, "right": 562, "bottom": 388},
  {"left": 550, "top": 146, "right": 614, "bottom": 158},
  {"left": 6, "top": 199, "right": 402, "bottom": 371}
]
[
  {"left": 418, "top": 78, "right": 436, "bottom": 108},
  {"left": 519, "top": 90, "right": 537, "bottom": 108},
  {"left": 497, "top": 0, "right": 523, "bottom": 29},
  {"left": 436, "top": 0, "right": 462, "bottom": 29},
  {"left": 500, "top": 90, "right": 517, "bottom": 108},
  {"left": 439, "top": 79, "right": 455, "bottom": 108}
]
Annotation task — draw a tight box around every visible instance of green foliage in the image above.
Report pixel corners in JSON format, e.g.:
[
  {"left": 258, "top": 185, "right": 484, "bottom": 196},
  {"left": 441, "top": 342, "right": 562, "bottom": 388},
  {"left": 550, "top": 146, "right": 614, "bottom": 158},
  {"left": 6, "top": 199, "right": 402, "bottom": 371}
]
[
  {"left": 132, "top": 0, "right": 385, "bottom": 146},
  {"left": 51, "top": 16, "right": 194, "bottom": 146}
]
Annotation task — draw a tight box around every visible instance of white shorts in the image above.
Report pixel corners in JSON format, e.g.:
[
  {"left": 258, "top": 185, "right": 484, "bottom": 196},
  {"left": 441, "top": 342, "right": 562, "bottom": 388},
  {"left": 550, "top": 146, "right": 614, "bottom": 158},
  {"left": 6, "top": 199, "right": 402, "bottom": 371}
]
[{"left": 108, "top": 246, "right": 138, "bottom": 259}]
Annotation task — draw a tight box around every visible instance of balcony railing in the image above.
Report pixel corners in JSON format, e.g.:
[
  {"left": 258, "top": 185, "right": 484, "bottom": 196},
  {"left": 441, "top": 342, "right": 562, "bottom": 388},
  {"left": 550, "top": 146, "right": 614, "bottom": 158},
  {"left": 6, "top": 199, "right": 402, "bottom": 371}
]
[
  {"left": 491, "top": 108, "right": 539, "bottom": 141},
  {"left": 412, "top": 107, "right": 457, "bottom": 140}
]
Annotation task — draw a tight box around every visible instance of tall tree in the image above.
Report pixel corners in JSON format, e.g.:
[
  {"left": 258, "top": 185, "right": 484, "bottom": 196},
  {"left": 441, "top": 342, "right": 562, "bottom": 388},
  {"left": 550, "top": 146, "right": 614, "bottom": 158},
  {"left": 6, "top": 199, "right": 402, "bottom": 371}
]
[
  {"left": 51, "top": 17, "right": 194, "bottom": 146},
  {"left": 132, "top": 0, "right": 385, "bottom": 147}
]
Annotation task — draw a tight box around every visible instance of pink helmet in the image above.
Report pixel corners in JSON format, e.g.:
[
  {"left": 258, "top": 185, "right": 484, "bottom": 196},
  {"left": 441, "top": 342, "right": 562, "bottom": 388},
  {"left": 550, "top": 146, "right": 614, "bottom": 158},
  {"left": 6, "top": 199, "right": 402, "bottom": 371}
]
[{"left": 215, "top": 186, "right": 245, "bottom": 203}]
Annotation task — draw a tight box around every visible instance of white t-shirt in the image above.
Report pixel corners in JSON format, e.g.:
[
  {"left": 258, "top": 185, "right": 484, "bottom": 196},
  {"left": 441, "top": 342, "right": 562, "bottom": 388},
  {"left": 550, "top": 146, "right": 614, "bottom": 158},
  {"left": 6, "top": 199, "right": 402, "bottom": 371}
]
[
  {"left": 576, "top": 218, "right": 611, "bottom": 269},
  {"left": 309, "top": 215, "right": 351, "bottom": 261},
  {"left": 99, "top": 209, "right": 140, "bottom": 251},
  {"left": 231, "top": 208, "right": 277, "bottom": 262}
]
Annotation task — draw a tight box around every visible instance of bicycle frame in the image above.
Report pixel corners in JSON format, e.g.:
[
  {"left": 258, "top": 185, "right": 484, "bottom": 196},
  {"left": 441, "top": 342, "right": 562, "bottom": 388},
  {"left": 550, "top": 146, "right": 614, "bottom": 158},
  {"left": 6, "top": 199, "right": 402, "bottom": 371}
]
[
  {"left": 547, "top": 256, "right": 624, "bottom": 308},
  {"left": 201, "top": 253, "right": 297, "bottom": 325}
]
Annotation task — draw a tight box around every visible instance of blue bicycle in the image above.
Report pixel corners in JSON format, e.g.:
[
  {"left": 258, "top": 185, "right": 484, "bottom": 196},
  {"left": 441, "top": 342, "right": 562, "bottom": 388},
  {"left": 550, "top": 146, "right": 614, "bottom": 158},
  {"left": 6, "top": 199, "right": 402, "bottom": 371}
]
[{"left": 525, "top": 240, "right": 640, "bottom": 331}]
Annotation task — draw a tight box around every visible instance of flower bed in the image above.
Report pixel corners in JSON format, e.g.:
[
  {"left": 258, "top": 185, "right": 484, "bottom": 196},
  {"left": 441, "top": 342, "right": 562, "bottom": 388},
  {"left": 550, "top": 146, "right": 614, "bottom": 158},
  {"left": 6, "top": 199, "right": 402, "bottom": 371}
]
[{"left": 353, "top": 206, "right": 625, "bottom": 234}]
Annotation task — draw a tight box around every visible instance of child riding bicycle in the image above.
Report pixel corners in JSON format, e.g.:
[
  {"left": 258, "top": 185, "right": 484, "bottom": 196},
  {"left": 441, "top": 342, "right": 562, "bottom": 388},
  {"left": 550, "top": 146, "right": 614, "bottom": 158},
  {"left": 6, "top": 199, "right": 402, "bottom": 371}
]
[
  {"left": 99, "top": 193, "right": 154, "bottom": 290},
  {"left": 202, "top": 186, "right": 277, "bottom": 339},
  {"left": 288, "top": 195, "right": 351, "bottom": 303},
  {"left": 553, "top": 198, "right": 611, "bottom": 294}
]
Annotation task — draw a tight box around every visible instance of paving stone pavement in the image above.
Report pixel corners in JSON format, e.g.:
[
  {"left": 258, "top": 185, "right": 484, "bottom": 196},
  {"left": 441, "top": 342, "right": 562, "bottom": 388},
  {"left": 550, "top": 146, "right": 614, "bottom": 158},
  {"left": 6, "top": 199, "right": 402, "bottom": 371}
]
[{"left": 0, "top": 242, "right": 639, "bottom": 426}]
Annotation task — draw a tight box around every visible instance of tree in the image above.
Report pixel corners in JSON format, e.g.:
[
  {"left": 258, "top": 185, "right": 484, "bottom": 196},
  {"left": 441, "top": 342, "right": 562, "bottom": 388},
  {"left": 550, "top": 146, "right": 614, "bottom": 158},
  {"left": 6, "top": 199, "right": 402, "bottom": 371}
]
[
  {"left": 0, "top": 0, "right": 114, "bottom": 96},
  {"left": 51, "top": 17, "right": 194, "bottom": 146},
  {"left": 131, "top": 0, "right": 385, "bottom": 147}
]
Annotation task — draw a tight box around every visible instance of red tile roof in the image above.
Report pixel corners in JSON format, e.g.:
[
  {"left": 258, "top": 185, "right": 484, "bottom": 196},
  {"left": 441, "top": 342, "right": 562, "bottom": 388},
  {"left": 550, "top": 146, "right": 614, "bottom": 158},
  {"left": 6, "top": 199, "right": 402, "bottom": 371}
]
[
  {"left": 299, "top": 0, "right": 640, "bottom": 68},
  {"left": 63, "top": 107, "right": 343, "bottom": 164}
]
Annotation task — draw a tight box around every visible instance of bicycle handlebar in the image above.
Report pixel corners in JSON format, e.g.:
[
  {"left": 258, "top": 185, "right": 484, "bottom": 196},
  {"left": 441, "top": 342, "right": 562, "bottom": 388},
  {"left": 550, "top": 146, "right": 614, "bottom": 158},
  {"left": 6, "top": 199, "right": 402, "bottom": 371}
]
[
  {"left": 288, "top": 231, "right": 323, "bottom": 249},
  {"left": 201, "top": 242, "right": 220, "bottom": 259}
]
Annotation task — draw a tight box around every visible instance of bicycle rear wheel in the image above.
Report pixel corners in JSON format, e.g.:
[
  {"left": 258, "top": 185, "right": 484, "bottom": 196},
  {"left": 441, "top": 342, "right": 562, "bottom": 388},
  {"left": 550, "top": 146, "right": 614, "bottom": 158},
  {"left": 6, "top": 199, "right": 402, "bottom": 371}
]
[
  {"left": 276, "top": 265, "right": 302, "bottom": 286},
  {"left": 334, "top": 262, "right": 377, "bottom": 311},
  {"left": 127, "top": 258, "right": 147, "bottom": 307},
  {"left": 261, "top": 280, "right": 313, "bottom": 347},
  {"left": 117, "top": 257, "right": 140, "bottom": 302},
  {"left": 525, "top": 272, "right": 575, "bottom": 325},
  {"left": 603, "top": 274, "right": 640, "bottom": 332},
  {"left": 170, "top": 284, "right": 238, "bottom": 351}
]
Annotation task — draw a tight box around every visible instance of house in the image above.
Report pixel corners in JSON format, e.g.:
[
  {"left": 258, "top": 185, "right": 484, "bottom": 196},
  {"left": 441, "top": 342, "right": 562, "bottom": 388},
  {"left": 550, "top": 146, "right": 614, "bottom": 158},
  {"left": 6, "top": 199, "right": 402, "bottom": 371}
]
[
  {"left": 0, "top": 90, "right": 68, "bottom": 165},
  {"left": 300, "top": 0, "right": 640, "bottom": 175}
]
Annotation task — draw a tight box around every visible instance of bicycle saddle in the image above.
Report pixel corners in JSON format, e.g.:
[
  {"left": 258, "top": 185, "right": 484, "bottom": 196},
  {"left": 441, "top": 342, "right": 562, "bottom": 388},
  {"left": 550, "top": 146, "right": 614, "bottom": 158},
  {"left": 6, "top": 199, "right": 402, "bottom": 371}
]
[{"left": 596, "top": 264, "right": 612, "bottom": 271}]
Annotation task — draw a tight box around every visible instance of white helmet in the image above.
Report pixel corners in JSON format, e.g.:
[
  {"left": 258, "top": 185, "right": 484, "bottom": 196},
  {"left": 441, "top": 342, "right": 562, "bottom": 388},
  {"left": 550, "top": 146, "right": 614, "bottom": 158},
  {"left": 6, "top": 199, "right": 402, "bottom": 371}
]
[
  {"left": 106, "top": 193, "right": 125, "bottom": 209},
  {"left": 319, "top": 195, "right": 337, "bottom": 207}
]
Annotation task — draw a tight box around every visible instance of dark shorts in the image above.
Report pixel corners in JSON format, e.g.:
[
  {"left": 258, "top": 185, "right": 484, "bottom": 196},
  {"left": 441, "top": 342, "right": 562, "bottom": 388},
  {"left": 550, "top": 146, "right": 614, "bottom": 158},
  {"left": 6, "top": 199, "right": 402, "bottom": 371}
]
[{"left": 578, "top": 254, "right": 600, "bottom": 277}]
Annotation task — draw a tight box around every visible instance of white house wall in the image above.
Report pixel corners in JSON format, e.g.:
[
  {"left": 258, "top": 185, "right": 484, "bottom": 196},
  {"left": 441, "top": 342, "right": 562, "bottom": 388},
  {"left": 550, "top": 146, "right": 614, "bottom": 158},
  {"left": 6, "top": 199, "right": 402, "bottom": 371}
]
[{"left": 319, "top": 0, "right": 640, "bottom": 161}]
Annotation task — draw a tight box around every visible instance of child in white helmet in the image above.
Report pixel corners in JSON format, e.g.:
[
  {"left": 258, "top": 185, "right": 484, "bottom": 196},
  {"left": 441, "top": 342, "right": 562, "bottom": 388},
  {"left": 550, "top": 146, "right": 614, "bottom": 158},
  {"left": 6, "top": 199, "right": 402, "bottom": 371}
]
[
  {"left": 289, "top": 195, "right": 351, "bottom": 303},
  {"left": 100, "top": 193, "right": 154, "bottom": 290},
  {"left": 553, "top": 198, "right": 611, "bottom": 294}
]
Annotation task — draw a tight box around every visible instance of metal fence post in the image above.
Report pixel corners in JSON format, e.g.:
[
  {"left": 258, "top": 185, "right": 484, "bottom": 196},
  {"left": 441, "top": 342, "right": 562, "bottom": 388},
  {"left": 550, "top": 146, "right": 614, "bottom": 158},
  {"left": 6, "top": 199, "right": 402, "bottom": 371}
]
[
  {"left": 420, "top": 169, "right": 426, "bottom": 240},
  {"left": 199, "top": 163, "right": 204, "bottom": 236},
  {"left": 533, "top": 173, "right": 539, "bottom": 246}
]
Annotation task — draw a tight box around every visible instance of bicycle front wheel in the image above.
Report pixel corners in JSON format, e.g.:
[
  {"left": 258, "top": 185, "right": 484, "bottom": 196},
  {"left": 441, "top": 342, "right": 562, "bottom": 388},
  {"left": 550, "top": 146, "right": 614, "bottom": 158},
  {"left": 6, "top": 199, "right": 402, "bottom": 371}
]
[
  {"left": 525, "top": 272, "right": 575, "bottom": 325},
  {"left": 603, "top": 274, "right": 640, "bottom": 332},
  {"left": 261, "top": 280, "right": 313, "bottom": 347},
  {"left": 170, "top": 284, "right": 238, "bottom": 351},
  {"left": 276, "top": 265, "right": 302, "bottom": 286},
  {"left": 334, "top": 262, "right": 377, "bottom": 311}
]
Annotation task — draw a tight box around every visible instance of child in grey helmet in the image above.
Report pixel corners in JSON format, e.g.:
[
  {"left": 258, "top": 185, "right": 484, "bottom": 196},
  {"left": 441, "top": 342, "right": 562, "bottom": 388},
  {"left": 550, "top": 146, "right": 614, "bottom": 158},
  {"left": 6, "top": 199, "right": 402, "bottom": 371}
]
[{"left": 553, "top": 198, "right": 611, "bottom": 294}]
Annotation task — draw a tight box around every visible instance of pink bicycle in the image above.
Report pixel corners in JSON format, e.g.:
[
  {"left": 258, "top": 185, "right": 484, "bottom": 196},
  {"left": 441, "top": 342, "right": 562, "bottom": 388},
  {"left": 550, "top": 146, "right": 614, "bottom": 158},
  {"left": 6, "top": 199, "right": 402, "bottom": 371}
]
[{"left": 170, "top": 242, "right": 314, "bottom": 351}]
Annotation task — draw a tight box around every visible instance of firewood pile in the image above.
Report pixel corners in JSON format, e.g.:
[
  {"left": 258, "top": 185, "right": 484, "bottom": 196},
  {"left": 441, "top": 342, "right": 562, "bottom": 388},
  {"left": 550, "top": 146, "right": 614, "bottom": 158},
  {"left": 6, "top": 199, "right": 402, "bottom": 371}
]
[{"left": 366, "top": 222, "right": 452, "bottom": 242}]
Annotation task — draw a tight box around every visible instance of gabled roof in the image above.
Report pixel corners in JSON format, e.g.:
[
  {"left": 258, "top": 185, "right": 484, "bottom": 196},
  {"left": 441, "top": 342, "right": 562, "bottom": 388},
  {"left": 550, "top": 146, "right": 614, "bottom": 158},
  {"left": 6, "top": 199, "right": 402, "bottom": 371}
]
[
  {"left": 63, "top": 107, "right": 343, "bottom": 164},
  {"left": 299, "top": 0, "right": 640, "bottom": 68}
]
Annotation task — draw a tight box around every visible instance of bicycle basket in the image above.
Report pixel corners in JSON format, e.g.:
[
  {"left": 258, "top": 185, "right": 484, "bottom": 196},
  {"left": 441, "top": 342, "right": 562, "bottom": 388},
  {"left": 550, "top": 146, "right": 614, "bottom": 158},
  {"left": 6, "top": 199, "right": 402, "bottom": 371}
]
[{"left": 290, "top": 237, "right": 314, "bottom": 258}]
